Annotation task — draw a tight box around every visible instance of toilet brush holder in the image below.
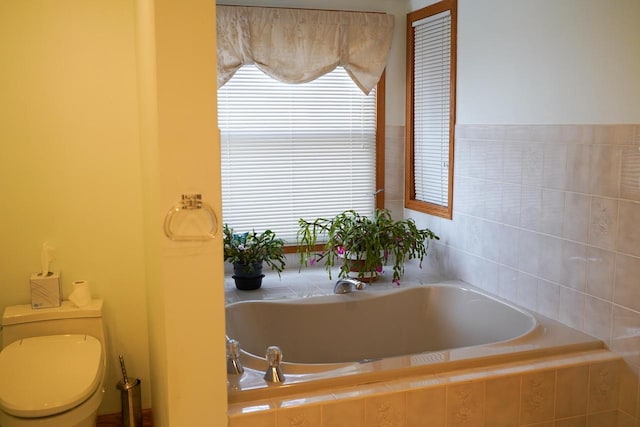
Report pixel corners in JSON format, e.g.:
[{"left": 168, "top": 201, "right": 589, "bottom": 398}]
[{"left": 117, "top": 378, "right": 142, "bottom": 427}]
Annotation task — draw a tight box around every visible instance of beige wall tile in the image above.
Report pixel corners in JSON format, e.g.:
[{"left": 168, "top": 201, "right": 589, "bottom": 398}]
[
  {"left": 517, "top": 229, "right": 541, "bottom": 276},
  {"left": 522, "top": 143, "right": 544, "bottom": 187},
  {"left": 615, "top": 409, "right": 635, "bottom": 427},
  {"left": 565, "top": 144, "right": 591, "bottom": 194},
  {"left": 617, "top": 200, "right": 640, "bottom": 257},
  {"left": 516, "top": 272, "right": 538, "bottom": 312},
  {"left": 520, "top": 187, "right": 542, "bottom": 232},
  {"left": 229, "top": 411, "right": 276, "bottom": 427},
  {"left": 454, "top": 139, "right": 472, "bottom": 177},
  {"left": 616, "top": 362, "right": 639, "bottom": 418},
  {"left": 563, "top": 192, "right": 590, "bottom": 244},
  {"left": 559, "top": 287, "right": 585, "bottom": 331},
  {"left": 497, "top": 225, "right": 519, "bottom": 268},
  {"left": 553, "top": 415, "right": 586, "bottom": 427},
  {"left": 555, "top": 365, "right": 589, "bottom": 419},
  {"left": 589, "top": 197, "right": 619, "bottom": 251},
  {"left": 611, "top": 307, "right": 640, "bottom": 368},
  {"left": 501, "top": 183, "right": 522, "bottom": 226},
  {"left": 613, "top": 253, "right": 640, "bottom": 312},
  {"left": 537, "top": 279, "right": 560, "bottom": 320},
  {"left": 502, "top": 143, "right": 523, "bottom": 184},
  {"left": 540, "top": 189, "right": 565, "bottom": 236},
  {"left": 407, "top": 387, "right": 446, "bottom": 427},
  {"left": 588, "top": 360, "right": 620, "bottom": 413},
  {"left": 485, "top": 376, "right": 520, "bottom": 427},
  {"left": 365, "top": 392, "right": 405, "bottom": 427},
  {"left": 520, "top": 371, "right": 555, "bottom": 425},
  {"left": 446, "top": 381, "right": 485, "bottom": 427},
  {"left": 538, "top": 235, "right": 563, "bottom": 284},
  {"left": 589, "top": 145, "right": 621, "bottom": 198},
  {"left": 586, "top": 410, "right": 617, "bottom": 427},
  {"left": 620, "top": 146, "right": 640, "bottom": 202},
  {"left": 498, "top": 265, "right": 519, "bottom": 302},
  {"left": 484, "top": 180, "right": 502, "bottom": 222},
  {"left": 583, "top": 296, "right": 612, "bottom": 342},
  {"left": 277, "top": 405, "right": 321, "bottom": 427},
  {"left": 560, "top": 240, "right": 587, "bottom": 291},
  {"left": 467, "top": 140, "right": 488, "bottom": 180},
  {"left": 322, "top": 398, "right": 365, "bottom": 427},
  {"left": 485, "top": 141, "right": 504, "bottom": 182},
  {"left": 593, "top": 125, "right": 636, "bottom": 145},
  {"left": 586, "top": 246, "right": 615, "bottom": 301},
  {"left": 560, "top": 125, "right": 594, "bottom": 145},
  {"left": 542, "top": 143, "right": 567, "bottom": 190}
]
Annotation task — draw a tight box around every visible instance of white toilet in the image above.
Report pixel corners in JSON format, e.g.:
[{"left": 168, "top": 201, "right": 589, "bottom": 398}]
[{"left": 0, "top": 300, "right": 106, "bottom": 427}]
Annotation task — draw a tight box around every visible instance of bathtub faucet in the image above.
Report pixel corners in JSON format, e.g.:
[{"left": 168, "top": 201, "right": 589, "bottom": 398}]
[
  {"left": 226, "top": 338, "right": 244, "bottom": 376},
  {"left": 264, "top": 346, "right": 285, "bottom": 384},
  {"left": 334, "top": 278, "right": 366, "bottom": 294}
]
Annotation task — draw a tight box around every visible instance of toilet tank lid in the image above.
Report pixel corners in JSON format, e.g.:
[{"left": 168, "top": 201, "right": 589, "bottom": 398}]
[{"left": 2, "top": 300, "right": 103, "bottom": 326}]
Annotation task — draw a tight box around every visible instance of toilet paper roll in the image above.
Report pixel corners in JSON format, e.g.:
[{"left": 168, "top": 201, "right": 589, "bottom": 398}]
[{"left": 69, "top": 280, "right": 92, "bottom": 307}]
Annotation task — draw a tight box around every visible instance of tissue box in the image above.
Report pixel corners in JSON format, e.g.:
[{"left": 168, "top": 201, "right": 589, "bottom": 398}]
[{"left": 30, "top": 272, "right": 61, "bottom": 309}]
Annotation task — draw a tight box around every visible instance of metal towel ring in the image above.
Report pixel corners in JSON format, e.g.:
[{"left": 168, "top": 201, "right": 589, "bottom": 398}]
[{"left": 164, "top": 194, "right": 217, "bottom": 241}]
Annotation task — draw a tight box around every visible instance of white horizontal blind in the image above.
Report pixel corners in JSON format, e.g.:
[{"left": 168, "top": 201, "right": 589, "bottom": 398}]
[
  {"left": 413, "top": 10, "right": 451, "bottom": 207},
  {"left": 218, "top": 65, "right": 377, "bottom": 242}
]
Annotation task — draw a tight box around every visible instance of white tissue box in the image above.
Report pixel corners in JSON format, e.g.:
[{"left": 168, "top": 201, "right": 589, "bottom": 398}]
[{"left": 30, "top": 272, "right": 61, "bottom": 309}]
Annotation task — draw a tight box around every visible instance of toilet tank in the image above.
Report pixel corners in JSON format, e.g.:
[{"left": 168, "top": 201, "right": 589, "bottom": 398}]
[{"left": 1, "top": 300, "right": 104, "bottom": 348}]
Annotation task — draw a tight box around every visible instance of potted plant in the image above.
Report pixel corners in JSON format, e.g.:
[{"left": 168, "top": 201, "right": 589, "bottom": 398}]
[
  {"left": 297, "top": 208, "right": 439, "bottom": 285},
  {"left": 223, "top": 224, "right": 286, "bottom": 290}
]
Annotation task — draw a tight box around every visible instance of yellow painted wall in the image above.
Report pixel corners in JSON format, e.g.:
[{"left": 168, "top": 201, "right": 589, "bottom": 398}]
[
  {"left": 142, "top": 0, "right": 228, "bottom": 425},
  {"left": 0, "top": 0, "right": 150, "bottom": 414},
  {"left": 0, "top": 0, "right": 228, "bottom": 424}
]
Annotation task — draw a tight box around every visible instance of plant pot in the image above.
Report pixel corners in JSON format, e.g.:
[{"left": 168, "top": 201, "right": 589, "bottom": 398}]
[
  {"left": 342, "top": 254, "right": 381, "bottom": 283},
  {"left": 232, "top": 262, "right": 264, "bottom": 290},
  {"left": 232, "top": 274, "right": 265, "bottom": 291}
]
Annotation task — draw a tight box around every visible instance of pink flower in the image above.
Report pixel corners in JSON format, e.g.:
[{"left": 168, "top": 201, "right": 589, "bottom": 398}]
[
  {"left": 309, "top": 258, "right": 316, "bottom": 266},
  {"left": 336, "top": 246, "right": 345, "bottom": 255},
  {"left": 376, "top": 265, "right": 383, "bottom": 273},
  {"left": 393, "top": 278, "right": 400, "bottom": 286}
]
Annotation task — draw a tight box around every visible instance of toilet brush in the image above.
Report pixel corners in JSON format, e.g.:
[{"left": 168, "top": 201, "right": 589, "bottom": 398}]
[
  {"left": 117, "top": 354, "right": 142, "bottom": 427},
  {"left": 119, "top": 354, "right": 129, "bottom": 385}
]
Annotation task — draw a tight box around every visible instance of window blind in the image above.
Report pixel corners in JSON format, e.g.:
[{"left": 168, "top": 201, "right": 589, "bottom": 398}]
[
  {"left": 412, "top": 10, "right": 451, "bottom": 207},
  {"left": 218, "top": 65, "right": 377, "bottom": 243}
]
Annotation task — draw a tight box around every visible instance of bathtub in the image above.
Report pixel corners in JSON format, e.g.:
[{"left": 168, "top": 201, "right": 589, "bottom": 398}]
[{"left": 226, "top": 281, "right": 602, "bottom": 402}]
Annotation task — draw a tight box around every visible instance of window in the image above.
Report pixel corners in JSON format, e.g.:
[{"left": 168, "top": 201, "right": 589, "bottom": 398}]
[
  {"left": 405, "top": 0, "right": 457, "bottom": 219},
  {"left": 218, "top": 65, "right": 384, "bottom": 244}
]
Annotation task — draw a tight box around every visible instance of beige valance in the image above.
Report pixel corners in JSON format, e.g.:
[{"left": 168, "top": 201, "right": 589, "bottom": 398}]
[{"left": 217, "top": 5, "right": 394, "bottom": 94}]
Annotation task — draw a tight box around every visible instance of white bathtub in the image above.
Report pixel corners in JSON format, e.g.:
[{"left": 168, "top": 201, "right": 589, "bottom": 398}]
[{"left": 226, "top": 281, "right": 602, "bottom": 402}]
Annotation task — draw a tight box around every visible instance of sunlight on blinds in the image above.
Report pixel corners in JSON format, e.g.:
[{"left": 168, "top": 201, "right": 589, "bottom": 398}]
[{"left": 218, "top": 65, "right": 377, "bottom": 242}]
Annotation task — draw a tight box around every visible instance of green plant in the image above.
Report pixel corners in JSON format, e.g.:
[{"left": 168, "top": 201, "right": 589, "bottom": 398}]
[
  {"left": 297, "top": 208, "right": 439, "bottom": 284},
  {"left": 223, "top": 224, "right": 286, "bottom": 275}
]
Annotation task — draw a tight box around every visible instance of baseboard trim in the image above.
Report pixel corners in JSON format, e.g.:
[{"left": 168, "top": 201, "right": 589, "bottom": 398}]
[{"left": 97, "top": 408, "right": 153, "bottom": 426}]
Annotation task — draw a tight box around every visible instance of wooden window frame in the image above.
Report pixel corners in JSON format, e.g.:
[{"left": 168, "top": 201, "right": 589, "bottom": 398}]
[{"left": 405, "top": 0, "right": 457, "bottom": 219}]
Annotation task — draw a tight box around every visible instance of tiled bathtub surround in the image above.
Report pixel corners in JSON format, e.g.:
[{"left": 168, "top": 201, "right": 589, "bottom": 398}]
[
  {"left": 228, "top": 350, "right": 621, "bottom": 427},
  {"left": 413, "top": 123, "right": 640, "bottom": 423}
]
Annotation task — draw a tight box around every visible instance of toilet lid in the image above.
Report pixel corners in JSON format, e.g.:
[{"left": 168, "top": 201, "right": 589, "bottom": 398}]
[{"left": 0, "top": 334, "right": 103, "bottom": 418}]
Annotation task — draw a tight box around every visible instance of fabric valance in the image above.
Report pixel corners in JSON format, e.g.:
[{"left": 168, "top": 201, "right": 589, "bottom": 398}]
[{"left": 216, "top": 5, "right": 394, "bottom": 94}]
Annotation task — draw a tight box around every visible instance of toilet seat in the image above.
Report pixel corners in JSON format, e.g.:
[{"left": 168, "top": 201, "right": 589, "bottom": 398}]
[{"left": 0, "top": 334, "right": 103, "bottom": 418}]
